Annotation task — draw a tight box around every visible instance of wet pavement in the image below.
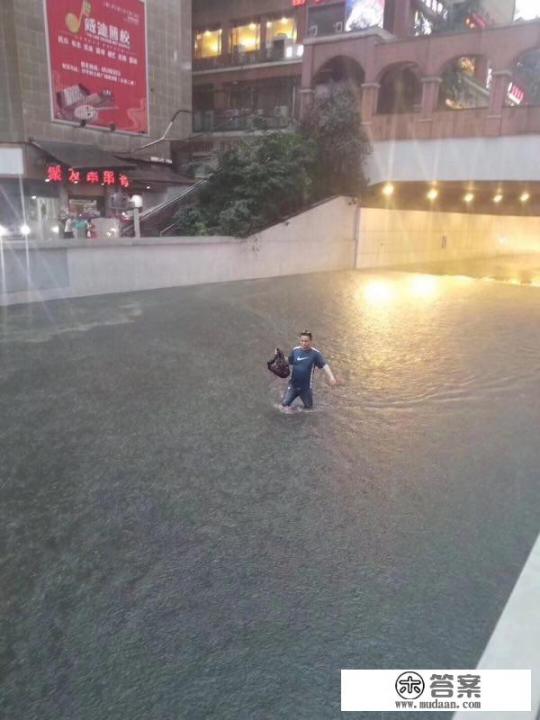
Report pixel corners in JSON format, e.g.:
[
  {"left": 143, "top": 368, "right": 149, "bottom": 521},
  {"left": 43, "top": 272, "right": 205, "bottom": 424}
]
[{"left": 1, "top": 260, "right": 540, "bottom": 719}]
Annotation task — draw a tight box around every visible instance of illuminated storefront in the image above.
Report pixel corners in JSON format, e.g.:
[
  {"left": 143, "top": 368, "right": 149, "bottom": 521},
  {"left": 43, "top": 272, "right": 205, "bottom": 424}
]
[
  {"left": 0, "top": 141, "right": 189, "bottom": 241},
  {"left": 194, "top": 29, "right": 222, "bottom": 59},
  {"left": 266, "top": 16, "right": 297, "bottom": 44},
  {"left": 230, "top": 22, "right": 261, "bottom": 54}
]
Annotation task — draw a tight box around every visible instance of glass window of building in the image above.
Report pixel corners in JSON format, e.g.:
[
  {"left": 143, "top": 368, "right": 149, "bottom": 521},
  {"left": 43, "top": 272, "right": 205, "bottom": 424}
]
[
  {"left": 230, "top": 22, "right": 261, "bottom": 53},
  {"left": 345, "top": 0, "right": 385, "bottom": 32},
  {"left": 194, "top": 29, "right": 222, "bottom": 59},
  {"left": 439, "top": 56, "right": 490, "bottom": 110},
  {"left": 266, "top": 16, "right": 297, "bottom": 45},
  {"left": 413, "top": 9, "right": 433, "bottom": 34},
  {"left": 307, "top": 5, "right": 345, "bottom": 36}
]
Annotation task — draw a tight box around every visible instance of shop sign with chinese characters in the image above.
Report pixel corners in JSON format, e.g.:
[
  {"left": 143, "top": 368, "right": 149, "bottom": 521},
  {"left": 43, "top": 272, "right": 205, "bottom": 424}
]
[{"left": 46, "top": 164, "right": 130, "bottom": 187}]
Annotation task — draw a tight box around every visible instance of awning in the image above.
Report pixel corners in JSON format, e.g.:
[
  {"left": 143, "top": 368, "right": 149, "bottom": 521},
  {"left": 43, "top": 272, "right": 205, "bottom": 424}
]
[{"left": 32, "top": 140, "right": 135, "bottom": 169}]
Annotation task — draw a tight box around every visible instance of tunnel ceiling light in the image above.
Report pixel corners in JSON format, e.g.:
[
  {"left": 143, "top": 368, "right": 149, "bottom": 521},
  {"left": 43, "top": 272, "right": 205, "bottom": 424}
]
[
  {"left": 463, "top": 192, "right": 474, "bottom": 203},
  {"left": 520, "top": 192, "right": 530, "bottom": 203},
  {"left": 426, "top": 188, "right": 439, "bottom": 201},
  {"left": 382, "top": 183, "right": 394, "bottom": 197},
  {"left": 493, "top": 192, "right": 503, "bottom": 204}
]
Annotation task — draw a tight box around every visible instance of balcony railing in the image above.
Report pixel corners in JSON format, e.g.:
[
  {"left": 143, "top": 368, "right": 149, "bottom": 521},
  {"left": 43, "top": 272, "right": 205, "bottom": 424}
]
[
  {"left": 193, "top": 43, "right": 303, "bottom": 71},
  {"left": 193, "top": 107, "right": 293, "bottom": 133}
]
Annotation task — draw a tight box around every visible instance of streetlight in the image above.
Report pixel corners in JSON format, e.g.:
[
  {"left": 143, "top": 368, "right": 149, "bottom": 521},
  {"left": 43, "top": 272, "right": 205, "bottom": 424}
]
[
  {"left": 463, "top": 192, "right": 474, "bottom": 204},
  {"left": 426, "top": 188, "right": 439, "bottom": 202},
  {"left": 382, "top": 183, "right": 394, "bottom": 197},
  {"left": 493, "top": 192, "right": 503, "bottom": 204},
  {"left": 131, "top": 194, "right": 143, "bottom": 239},
  {"left": 520, "top": 191, "right": 530, "bottom": 203}
]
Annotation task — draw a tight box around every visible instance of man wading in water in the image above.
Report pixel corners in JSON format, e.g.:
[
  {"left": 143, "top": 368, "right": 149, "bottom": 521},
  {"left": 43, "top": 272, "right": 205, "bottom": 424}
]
[{"left": 281, "top": 331, "right": 337, "bottom": 412}]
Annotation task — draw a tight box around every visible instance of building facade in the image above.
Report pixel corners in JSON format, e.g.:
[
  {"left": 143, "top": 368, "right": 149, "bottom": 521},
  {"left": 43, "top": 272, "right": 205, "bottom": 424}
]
[
  {"left": 0, "top": 0, "right": 192, "bottom": 240},
  {"left": 188, "top": 0, "right": 540, "bottom": 214},
  {"left": 188, "top": 0, "right": 422, "bottom": 148}
]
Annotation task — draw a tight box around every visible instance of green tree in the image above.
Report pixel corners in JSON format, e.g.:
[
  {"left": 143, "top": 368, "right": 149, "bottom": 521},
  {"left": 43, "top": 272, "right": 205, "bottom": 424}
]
[
  {"left": 173, "top": 132, "right": 316, "bottom": 237},
  {"left": 301, "top": 83, "right": 370, "bottom": 199},
  {"left": 173, "top": 84, "right": 371, "bottom": 237}
]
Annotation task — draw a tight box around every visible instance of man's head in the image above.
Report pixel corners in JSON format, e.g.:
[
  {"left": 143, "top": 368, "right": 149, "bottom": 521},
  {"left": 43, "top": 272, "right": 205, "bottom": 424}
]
[{"left": 299, "top": 331, "right": 312, "bottom": 351}]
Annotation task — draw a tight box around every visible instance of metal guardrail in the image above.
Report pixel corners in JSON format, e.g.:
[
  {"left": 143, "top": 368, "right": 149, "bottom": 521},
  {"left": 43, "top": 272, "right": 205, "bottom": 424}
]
[
  {"left": 120, "top": 181, "right": 207, "bottom": 237},
  {"left": 193, "top": 45, "right": 302, "bottom": 71},
  {"left": 193, "top": 110, "right": 292, "bottom": 134}
]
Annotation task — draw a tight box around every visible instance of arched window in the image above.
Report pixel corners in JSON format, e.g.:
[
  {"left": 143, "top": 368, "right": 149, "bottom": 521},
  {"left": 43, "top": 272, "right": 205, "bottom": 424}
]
[
  {"left": 508, "top": 49, "right": 540, "bottom": 106},
  {"left": 438, "top": 55, "right": 490, "bottom": 110},
  {"left": 312, "top": 56, "right": 365, "bottom": 100},
  {"left": 377, "top": 64, "right": 422, "bottom": 114}
]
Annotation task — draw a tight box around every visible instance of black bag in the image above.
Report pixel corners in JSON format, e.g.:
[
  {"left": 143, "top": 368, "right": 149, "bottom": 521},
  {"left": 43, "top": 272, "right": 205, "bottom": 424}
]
[{"left": 267, "top": 348, "right": 290, "bottom": 379}]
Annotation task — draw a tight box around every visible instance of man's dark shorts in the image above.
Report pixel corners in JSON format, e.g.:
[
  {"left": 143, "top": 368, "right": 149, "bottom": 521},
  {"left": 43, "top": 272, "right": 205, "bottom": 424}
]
[{"left": 281, "top": 385, "right": 313, "bottom": 409}]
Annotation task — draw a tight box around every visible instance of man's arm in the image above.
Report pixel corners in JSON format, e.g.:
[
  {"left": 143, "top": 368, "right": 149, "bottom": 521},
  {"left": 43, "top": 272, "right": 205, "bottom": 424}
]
[
  {"left": 316, "top": 352, "right": 336, "bottom": 385},
  {"left": 322, "top": 363, "right": 337, "bottom": 386}
]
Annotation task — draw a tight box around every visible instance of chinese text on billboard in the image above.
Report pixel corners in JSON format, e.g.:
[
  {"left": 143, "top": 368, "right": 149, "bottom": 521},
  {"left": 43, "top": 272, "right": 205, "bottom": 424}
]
[{"left": 44, "top": 0, "right": 148, "bottom": 134}]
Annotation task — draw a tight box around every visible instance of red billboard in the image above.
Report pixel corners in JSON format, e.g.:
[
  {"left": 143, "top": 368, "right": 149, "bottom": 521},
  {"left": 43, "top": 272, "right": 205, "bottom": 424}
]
[{"left": 44, "top": 0, "right": 148, "bottom": 134}]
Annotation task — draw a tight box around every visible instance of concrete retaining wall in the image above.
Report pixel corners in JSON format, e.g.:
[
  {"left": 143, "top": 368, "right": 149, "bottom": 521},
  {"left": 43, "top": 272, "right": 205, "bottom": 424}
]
[
  {"left": 356, "top": 208, "right": 540, "bottom": 268},
  {"left": 0, "top": 197, "right": 356, "bottom": 306},
  {"left": 4, "top": 200, "right": 540, "bottom": 306}
]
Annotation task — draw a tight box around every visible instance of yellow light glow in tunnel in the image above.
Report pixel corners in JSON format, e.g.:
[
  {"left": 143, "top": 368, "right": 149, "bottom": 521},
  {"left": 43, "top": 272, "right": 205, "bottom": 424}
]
[
  {"left": 363, "top": 280, "right": 395, "bottom": 305},
  {"left": 409, "top": 275, "right": 439, "bottom": 299}
]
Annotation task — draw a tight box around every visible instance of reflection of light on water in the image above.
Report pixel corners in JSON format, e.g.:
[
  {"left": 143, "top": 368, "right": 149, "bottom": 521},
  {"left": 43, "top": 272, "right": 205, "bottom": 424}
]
[
  {"left": 361, "top": 275, "right": 441, "bottom": 306},
  {"left": 409, "top": 275, "right": 439, "bottom": 299},
  {"left": 363, "top": 281, "right": 395, "bottom": 305}
]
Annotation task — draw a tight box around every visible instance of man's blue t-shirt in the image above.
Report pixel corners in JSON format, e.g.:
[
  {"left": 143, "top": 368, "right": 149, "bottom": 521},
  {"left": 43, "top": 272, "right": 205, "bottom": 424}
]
[{"left": 288, "top": 347, "right": 326, "bottom": 390}]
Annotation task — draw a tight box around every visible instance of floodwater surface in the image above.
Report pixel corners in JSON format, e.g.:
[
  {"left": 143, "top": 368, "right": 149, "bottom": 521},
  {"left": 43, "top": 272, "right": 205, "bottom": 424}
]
[{"left": 1, "top": 262, "right": 540, "bottom": 719}]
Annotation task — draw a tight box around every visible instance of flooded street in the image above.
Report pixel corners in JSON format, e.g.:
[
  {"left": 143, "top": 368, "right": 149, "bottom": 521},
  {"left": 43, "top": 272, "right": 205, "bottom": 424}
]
[{"left": 1, "top": 260, "right": 540, "bottom": 719}]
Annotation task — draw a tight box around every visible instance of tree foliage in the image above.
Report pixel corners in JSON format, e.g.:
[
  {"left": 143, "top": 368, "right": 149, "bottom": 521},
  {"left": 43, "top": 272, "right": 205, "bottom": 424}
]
[
  {"left": 174, "top": 132, "right": 316, "bottom": 237},
  {"left": 301, "top": 83, "right": 370, "bottom": 199},
  {"left": 174, "top": 85, "right": 371, "bottom": 237}
]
